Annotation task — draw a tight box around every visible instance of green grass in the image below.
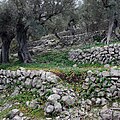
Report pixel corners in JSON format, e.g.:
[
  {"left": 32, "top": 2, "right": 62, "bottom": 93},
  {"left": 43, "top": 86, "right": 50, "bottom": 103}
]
[
  {"left": 0, "top": 51, "right": 107, "bottom": 75},
  {"left": 0, "top": 91, "right": 45, "bottom": 120},
  {"left": 0, "top": 50, "right": 119, "bottom": 119}
]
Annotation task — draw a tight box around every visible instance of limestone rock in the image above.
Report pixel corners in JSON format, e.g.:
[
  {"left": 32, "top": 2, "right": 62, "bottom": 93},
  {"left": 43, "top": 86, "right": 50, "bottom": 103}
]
[
  {"left": 47, "top": 94, "right": 61, "bottom": 102},
  {"left": 62, "top": 96, "right": 75, "bottom": 106},
  {"left": 46, "top": 105, "right": 54, "bottom": 113},
  {"left": 54, "top": 102, "right": 62, "bottom": 112},
  {"left": 9, "top": 109, "right": 20, "bottom": 119},
  {"left": 13, "top": 115, "right": 22, "bottom": 120}
]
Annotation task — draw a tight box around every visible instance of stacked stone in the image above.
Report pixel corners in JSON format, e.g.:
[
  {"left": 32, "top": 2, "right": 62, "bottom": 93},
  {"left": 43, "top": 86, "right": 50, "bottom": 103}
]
[
  {"left": 69, "top": 44, "right": 120, "bottom": 64},
  {"left": 0, "top": 67, "right": 120, "bottom": 120},
  {"left": 0, "top": 68, "right": 59, "bottom": 95},
  {"left": 27, "top": 30, "right": 105, "bottom": 54},
  {"left": 99, "top": 103, "right": 120, "bottom": 120},
  {"left": 80, "top": 68, "right": 120, "bottom": 112},
  {"left": 0, "top": 68, "right": 78, "bottom": 120},
  {"left": 44, "top": 86, "right": 78, "bottom": 119}
]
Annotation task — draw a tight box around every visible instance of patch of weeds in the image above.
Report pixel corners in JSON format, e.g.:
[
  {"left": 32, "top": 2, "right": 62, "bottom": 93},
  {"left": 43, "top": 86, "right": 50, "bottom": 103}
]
[
  {"left": 10, "top": 91, "right": 37, "bottom": 105},
  {"left": 18, "top": 104, "right": 45, "bottom": 119},
  {"left": 0, "top": 106, "right": 17, "bottom": 120},
  {"left": 0, "top": 51, "right": 106, "bottom": 74},
  {"left": 44, "top": 90, "right": 53, "bottom": 98},
  {"left": 0, "top": 91, "right": 46, "bottom": 120}
]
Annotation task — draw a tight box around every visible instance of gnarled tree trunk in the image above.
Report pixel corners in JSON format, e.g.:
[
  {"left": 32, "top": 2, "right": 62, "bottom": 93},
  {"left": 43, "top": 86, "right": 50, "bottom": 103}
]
[
  {"left": 16, "top": 20, "right": 32, "bottom": 63},
  {"left": 0, "top": 32, "right": 11, "bottom": 63},
  {"left": 106, "top": 18, "right": 114, "bottom": 44}
]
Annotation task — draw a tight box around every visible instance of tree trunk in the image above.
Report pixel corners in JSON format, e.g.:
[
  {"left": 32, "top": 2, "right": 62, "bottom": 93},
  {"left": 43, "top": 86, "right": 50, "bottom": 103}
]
[
  {"left": 16, "top": 22, "right": 32, "bottom": 63},
  {"left": 106, "top": 17, "right": 119, "bottom": 44},
  {"left": 115, "top": 27, "right": 120, "bottom": 40},
  {"left": 0, "top": 33, "right": 11, "bottom": 63},
  {"left": 106, "top": 19, "right": 114, "bottom": 44}
]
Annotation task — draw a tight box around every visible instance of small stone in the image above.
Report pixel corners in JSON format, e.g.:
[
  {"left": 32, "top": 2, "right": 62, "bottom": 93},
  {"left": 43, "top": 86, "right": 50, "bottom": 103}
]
[
  {"left": 13, "top": 115, "right": 22, "bottom": 120},
  {"left": 73, "top": 64, "right": 77, "bottom": 67},
  {"left": 0, "top": 85, "right": 4, "bottom": 90},
  {"left": 54, "top": 102, "right": 62, "bottom": 112},
  {"left": 24, "top": 78, "right": 32, "bottom": 86},
  {"left": 35, "top": 80, "right": 42, "bottom": 88},
  {"left": 32, "top": 77, "right": 38, "bottom": 87},
  {"left": 98, "top": 91, "right": 105, "bottom": 97},
  {"left": 26, "top": 101, "right": 30, "bottom": 106},
  {"left": 19, "top": 112, "right": 24, "bottom": 117},
  {"left": 110, "top": 69, "right": 119, "bottom": 76},
  {"left": 29, "top": 100, "right": 38, "bottom": 109},
  {"left": 104, "top": 64, "right": 110, "bottom": 69},
  {"left": 86, "top": 99, "right": 92, "bottom": 105},
  {"left": 9, "top": 109, "right": 20, "bottom": 118},
  {"left": 85, "top": 78, "right": 89, "bottom": 82},
  {"left": 100, "top": 113, "right": 112, "bottom": 120},
  {"left": 46, "top": 105, "right": 54, "bottom": 113},
  {"left": 61, "top": 111, "right": 70, "bottom": 116},
  {"left": 16, "top": 70, "right": 21, "bottom": 76},
  {"left": 112, "top": 102, "right": 119, "bottom": 108},
  {"left": 2, "top": 118, "right": 6, "bottom": 120},
  {"left": 30, "top": 71, "right": 35, "bottom": 78},
  {"left": 110, "top": 85, "right": 117, "bottom": 93},
  {"left": 101, "top": 98, "right": 107, "bottom": 106},
  {"left": 113, "top": 111, "right": 120, "bottom": 120},
  {"left": 52, "top": 87, "right": 61, "bottom": 94},
  {"left": 87, "top": 70, "right": 93, "bottom": 77},
  {"left": 46, "top": 72, "right": 59, "bottom": 83},
  {"left": 47, "top": 94, "right": 61, "bottom": 102},
  {"left": 85, "top": 105, "right": 91, "bottom": 111},
  {"left": 101, "top": 105, "right": 108, "bottom": 113},
  {"left": 46, "top": 118, "right": 52, "bottom": 120},
  {"left": 64, "top": 116, "right": 70, "bottom": 120},
  {"left": 102, "top": 71, "right": 110, "bottom": 77},
  {"left": 82, "top": 83, "right": 89, "bottom": 90},
  {"left": 62, "top": 95, "right": 75, "bottom": 106},
  {"left": 55, "top": 116, "right": 60, "bottom": 120},
  {"left": 96, "top": 98, "right": 101, "bottom": 104},
  {"left": 79, "top": 110, "right": 85, "bottom": 116},
  {"left": 90, "top": 77, "right": 96, "bottom": 82},
  {"left": 41, "top": 71, "right": 46, "bottom": 80}
]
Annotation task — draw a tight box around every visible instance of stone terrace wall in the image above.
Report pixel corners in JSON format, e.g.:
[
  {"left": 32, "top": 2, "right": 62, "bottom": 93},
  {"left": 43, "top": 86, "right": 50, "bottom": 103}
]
[
  {"left": 0, "top": 67, "right": 120, "bottom": 120},
  {"left": 28, "top": 30, "right": 105, "bottom": 53},
  {"left": 69, "top": 44, "right": 120, "bottom": 64}
]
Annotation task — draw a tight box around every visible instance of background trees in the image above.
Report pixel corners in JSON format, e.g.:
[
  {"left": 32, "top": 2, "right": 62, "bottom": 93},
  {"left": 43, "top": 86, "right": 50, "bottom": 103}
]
[
  {"left": 0, "top": 0, "right": 76, "bottom": 63},
  {"left": 0, "top": 0, "right": 16, "bottom": 63},
  {"left": 78, "top": 0, "right": 120, "bottom": 43},
  {"left": 101, "top": 0, "right": 120, "bottom": 44},
  {"left": 0, "top": 0, "right": 120, "bottom": 64}
]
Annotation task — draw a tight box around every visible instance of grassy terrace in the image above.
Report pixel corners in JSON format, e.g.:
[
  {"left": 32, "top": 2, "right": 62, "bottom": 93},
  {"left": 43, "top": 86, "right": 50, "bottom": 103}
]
[
  {"left": 0, "top": 51, "right": 107, "bottom": 75},
  {"left": 1, "top": 40, "right": 120, "bottom": 73},
  {"left": 0, "top": 50, "right": 119, "bottom": 120},
  {"left": 0, "top": 48, "right": 109, "bottom": 81}
]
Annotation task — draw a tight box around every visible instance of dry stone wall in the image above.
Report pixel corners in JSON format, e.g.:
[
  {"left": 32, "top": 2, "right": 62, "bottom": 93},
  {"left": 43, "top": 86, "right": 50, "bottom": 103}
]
[
  {"left": 28, "top": 30, "right": 105, "bottom": 54},
  {"left": 69, "top": 44, "right": 120, "bottom": 64},
  {"left": 0, "top": 67, "right": 120, "bottom": 120}
]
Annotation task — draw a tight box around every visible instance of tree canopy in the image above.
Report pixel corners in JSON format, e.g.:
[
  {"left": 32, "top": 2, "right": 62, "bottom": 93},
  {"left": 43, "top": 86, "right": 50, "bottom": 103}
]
[
  {"left": 0, "top": 0, "right": 120, "bottom": 63},
  {"left": 0, "top": 0, "right": 76, "bottom": 63}
]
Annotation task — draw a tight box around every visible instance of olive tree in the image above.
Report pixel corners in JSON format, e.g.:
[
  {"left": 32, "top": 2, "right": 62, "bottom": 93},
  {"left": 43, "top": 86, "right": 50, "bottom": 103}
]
[
  {"left": 0, "top": 0, "right": 16, "bottom": 63},
  {"left": 0, "top": 0, "right": 75, "bottom": 63},
  {"left": 101, "top": 0, "right": 120, "bottom": 44}
]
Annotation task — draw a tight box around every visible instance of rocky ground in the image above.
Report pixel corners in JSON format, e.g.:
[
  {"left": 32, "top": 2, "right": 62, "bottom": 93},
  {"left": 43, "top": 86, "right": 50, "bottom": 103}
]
[{"left": 0, "top": 65, "right": 120, "bottom": 120}]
